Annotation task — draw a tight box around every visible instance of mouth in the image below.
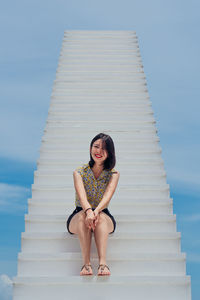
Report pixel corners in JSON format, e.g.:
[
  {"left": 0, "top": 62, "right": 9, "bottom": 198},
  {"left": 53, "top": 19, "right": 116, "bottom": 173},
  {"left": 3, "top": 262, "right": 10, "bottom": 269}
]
[{"left": 95, "top": 154, "right": 103, "bottom": 159}]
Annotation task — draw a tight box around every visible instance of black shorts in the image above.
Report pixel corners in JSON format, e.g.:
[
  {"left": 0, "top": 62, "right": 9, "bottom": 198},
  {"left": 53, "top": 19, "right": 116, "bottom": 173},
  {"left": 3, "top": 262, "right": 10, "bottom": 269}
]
[{"left": 66, "top": 206, "right": 116, "bottom": 234}]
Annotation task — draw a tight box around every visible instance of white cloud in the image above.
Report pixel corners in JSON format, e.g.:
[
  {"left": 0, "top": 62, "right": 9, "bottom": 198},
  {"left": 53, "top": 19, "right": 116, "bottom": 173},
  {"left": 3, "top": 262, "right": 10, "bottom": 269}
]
[
  {"left": 0, "top": 274, "right": 12, "bottom": 300},
  {"left": 0, "top": 183, "right": 30, "bottom": 214}
]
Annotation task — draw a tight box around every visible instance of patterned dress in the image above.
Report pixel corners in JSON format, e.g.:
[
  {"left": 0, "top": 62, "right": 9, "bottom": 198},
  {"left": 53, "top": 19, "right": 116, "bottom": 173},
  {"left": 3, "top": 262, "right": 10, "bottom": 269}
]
[{"left": 75, "top": 163, "right": 118, "bottom": 209}]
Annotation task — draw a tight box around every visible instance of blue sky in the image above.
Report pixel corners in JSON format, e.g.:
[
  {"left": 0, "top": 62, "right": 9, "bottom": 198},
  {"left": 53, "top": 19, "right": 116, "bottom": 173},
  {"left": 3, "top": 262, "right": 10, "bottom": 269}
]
[{"left": 0, "top": 0, "right": 200, "bottom": 299}]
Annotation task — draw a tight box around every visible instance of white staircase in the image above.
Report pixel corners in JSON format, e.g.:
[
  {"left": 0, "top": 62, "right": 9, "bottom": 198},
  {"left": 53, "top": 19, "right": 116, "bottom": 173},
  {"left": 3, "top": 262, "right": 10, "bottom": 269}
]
[{"left": 12, "top": 30, "right": 191, "bottom": 300}]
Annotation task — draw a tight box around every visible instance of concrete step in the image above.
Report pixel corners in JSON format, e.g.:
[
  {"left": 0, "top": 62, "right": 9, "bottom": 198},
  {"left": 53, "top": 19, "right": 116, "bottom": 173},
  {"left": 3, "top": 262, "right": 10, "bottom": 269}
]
[
  {"left": 41, "top": 133, "right": 158, "bottom": 142},
  {"left": 61, "top": 46, "right": 140, "bottom": 51},
  {"left": 39, "top": 145, "right": 160, "bottom": 155},
  {"left": 58, "top": 60, "right": 143, "bottom": 66},
  {"left": 52, "top": 84, "right": 147, "bottom": 91},
  {"left": 42, "top": 132, "right": 157, "bottom": 142},
  {"left": 64, "top": 30, "right": 137, "bottom": 36},
  {"left": 36, "top": 165, "right": 165, "bottom": 173},
  {"left": 46, "top": 113, "right": 155, "bottom": 122},
  {"left": 25, "top": 213, "right": 176, "bottom": 233},
  {"left": 53, "top": 76, "right": 144, "bottom": 82},
  {"left": 39, "top": 142, "right": 160, "bottom": 151},
  {"left": 40, "top": 138, "right": 159, "bottom": 148},
  {"left": 37, "top": 156, "right": 164, "bottom": 166},
  {"left": 55, "top": 70, "right": 145, "bottom": 76},
  {"left": 21, "top": 231, "right": 181, "bottom": 254},
  {"left": 27, "top": 198, "right": 173, "bottom": 215},
  {"left": 59, "top": 49, "right": 141, "bottom": 55},
  {"left": 64, "top": 29, "right": 136, "bottom": 34},
  {"left": 56, "top": 67, "right": 144, "bottom": 72},
  {"left": 62, "top": 38, "right": 139, "bottom": 43},
  {"left": 55, "top": 75, "right": 146, "bottom": 81},
  {"left": 49, "top": 99, "right": 152, "bottom": 107},
  {"left": 48, "top": 105, "right": 153, "bottom": 113},
  {"left": 43, "top": 127, "right": 158, "bottom": 139},
  {"left": 63, "top": 34, "right": 138, "bottom": 39},
  {"left": 34, "top": 168, "right": 165, "bottom": 175},
  {"left": 47, "top": 112, "right": 155, "bottom": 121},
  {"left": 64, "top": 29, "right": 136, "bottom": 35},
  {"left": 40, "top": 141, "right": 160, "bottom": 152},
  {"left": 56, "top": 72, "right": 146, "bottom": 80},
  {"left": 48, "top": 103, "right": 153, "bottom": 112},
  {"left": 59, "top": 49, "right": 141, "bottom": 56},
  {"left": 17, "top": 252, "right": 186, "bottom": 277},
  {"left": 55, "top": 71, "right": 145, "bottom": 77},
  {"left": 63, "top": 37, "right": 138, "bottom": 42},
  {"left": 12, "top": 275, "right": 191, "bottom": 300},
  {"left": 44, "top": 120, "right": 156, "bottom": 130},
  {"left": 33, "top": 170, "right": 167, "bottom": 185},
  {"left": 56, "top": 66, "right": 144, "bottom": 72},
  {"left": 60, "top": 47, "right": 141, "bottom": 57},
  {"left": 51, "top": 89, "right": 149, "bottom": 95},
  {"left": 40, "top": 137, "right": 160, "bottom": 151},
  {"left": 36, "top": 160, "right": 164, "bottom": 172},
  {"left": 43, "top": 128, "right": 158, "bottom": 139},
  {"left": 51, "top": 100, "right": 149, "bottom": 108},
  {"left": 61, "top": 43, "right": 140, "bottom": 48},
  {"left": 38, "top": 149, "right": 161, "bottom": 160},
  {"left": 50, "top": 94, "right": 150, "bottom": 102},
  {"left": 59, "top": 55, "right": 142, "bottom": 61},
  {"left": 31, "top": 184, "right": 170, "bottom": 199}
]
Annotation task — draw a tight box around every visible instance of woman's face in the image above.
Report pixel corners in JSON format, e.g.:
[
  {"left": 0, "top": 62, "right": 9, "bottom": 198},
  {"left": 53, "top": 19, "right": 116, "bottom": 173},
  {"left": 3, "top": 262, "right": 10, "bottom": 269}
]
[{"left": 90, "top": 139, "right": 108, "bottom": 165}]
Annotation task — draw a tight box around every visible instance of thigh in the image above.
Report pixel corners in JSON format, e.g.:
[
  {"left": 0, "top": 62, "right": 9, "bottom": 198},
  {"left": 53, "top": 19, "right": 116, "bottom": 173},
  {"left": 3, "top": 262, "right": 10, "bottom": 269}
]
[
  {"left": 100, "top": 212, "right": 114, "bottom": 234},
  {"left": 69, "top": 210, "right": 85, "bottom": 234}
]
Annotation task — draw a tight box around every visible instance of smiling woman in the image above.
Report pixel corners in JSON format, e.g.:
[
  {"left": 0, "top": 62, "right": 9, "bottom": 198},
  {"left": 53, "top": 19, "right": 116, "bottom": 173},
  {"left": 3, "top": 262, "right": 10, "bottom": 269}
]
[{"left": 66, "top": 133, "right": 120, "bottom": 276}]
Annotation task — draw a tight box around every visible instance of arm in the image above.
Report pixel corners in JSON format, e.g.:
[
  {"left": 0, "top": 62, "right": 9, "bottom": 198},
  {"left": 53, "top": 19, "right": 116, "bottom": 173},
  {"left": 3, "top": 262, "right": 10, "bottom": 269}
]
[
  {"left": 73, "top": 170, "right": 91, "bottom": 211},
  {"left": 73, "top": 170, "right": 96, "bottom": 230},
  {"left": 94, "top": 171, "right": 120, "bottom": 214}
]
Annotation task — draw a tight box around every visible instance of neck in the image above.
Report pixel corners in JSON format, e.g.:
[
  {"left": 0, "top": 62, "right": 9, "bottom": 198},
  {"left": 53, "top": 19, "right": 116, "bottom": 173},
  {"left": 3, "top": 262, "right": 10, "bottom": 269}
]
[{"left": 92, "top": 162, "right": 104, "bottom": 172}]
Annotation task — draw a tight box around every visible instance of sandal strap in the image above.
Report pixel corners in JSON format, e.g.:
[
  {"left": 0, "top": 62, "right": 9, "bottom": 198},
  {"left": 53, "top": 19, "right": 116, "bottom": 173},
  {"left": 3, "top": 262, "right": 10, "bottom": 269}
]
[
  {"left": 81, "top": 264, "right": 92, "bottom": 272},
  {"left": 98, "top": 264, "right": 110, "bottom": 271}
]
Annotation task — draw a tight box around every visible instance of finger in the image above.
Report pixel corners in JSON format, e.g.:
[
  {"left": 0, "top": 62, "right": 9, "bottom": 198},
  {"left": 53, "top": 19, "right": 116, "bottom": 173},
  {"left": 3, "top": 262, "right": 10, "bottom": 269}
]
[
  {"left": 92, "top": 223, "right": 95, "bottom": 231},
  {"left": 90, "top": 220, "right": 95, "bottom": 230}
]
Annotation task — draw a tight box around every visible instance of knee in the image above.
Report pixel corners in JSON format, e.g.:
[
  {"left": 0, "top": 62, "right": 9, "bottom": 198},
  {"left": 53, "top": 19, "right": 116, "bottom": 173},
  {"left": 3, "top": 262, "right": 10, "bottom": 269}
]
[
  {"left": 77, "top": 213, "right": 89, "bottom": 232},
  {"left": 95, "top": 214, "right": 108, "bottom": 229}
]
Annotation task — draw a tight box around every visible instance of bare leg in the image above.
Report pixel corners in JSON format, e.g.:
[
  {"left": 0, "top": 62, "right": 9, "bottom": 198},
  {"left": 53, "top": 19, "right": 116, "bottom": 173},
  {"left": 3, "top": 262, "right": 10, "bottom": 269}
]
[
  {"left": 69, "top": 211, "right": 93, "bottom": 275},
  {"left": 94, "top": 213, "right": 114, "bottom": 275}
]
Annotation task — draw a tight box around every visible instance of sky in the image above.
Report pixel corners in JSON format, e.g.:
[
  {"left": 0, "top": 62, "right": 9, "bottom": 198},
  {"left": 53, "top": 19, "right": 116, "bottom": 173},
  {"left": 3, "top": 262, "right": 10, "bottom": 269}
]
[{"left": 0, "top": 0, "right": 200, "bottom": 299}]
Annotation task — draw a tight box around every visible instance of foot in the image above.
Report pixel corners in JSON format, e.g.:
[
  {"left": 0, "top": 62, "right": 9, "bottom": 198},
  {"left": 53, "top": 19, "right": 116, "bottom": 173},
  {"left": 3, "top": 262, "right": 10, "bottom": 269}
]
[
  {"left": 97, "top": 264, "right": 111, "bottom": 276},
  {"left": 80, "top": 264, "right": 93, "bottom": 276}
]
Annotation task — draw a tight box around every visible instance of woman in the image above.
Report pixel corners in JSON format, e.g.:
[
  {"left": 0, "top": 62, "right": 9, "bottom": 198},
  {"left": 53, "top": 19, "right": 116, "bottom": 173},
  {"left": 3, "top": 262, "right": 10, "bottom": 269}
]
[{"left": 66, "top": 133, "right": 120, "bottom": 276}]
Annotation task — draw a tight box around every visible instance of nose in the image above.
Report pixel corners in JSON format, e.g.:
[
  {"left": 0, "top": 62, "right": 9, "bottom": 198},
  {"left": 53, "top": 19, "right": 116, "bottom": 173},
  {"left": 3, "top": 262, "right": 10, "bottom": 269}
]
[
  {"left": 97, "top": 147, "right": 103, "bottom": 155},
  {"left": 97, "top": 148, "right": 102, "bottom": 154}
]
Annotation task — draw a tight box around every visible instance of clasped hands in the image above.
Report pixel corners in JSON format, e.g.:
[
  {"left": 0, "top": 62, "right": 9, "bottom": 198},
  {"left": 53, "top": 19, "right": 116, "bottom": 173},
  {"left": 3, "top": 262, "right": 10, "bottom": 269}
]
[{"left": 85, "top": 208, "right": 100, "bottom": 231}]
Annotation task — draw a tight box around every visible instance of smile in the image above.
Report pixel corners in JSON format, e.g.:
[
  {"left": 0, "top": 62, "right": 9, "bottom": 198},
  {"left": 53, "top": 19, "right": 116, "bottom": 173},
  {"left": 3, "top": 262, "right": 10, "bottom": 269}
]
[{"left": 95, "top": 154, "right": 103, "bottom": 158}]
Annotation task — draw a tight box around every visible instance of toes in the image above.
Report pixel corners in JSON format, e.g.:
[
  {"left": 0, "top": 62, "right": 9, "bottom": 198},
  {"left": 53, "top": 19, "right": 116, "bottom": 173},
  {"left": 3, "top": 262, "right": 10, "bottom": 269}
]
[
  {"left": 98, "top": 265, "right": 110, "bottom": 276},
  {"left": 80, "top": 265, "right": 93, "bottom": 276}
]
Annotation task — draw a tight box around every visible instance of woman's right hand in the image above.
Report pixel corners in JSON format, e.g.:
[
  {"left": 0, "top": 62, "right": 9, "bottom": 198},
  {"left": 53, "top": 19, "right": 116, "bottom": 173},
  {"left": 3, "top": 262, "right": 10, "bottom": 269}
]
[{"left": 85, "top": 210, "right": 95, "bottom": 231}]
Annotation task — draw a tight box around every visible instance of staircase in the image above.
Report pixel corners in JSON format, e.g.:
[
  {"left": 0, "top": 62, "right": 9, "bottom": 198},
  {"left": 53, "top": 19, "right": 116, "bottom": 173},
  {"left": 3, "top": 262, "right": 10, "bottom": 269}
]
[{"left": 13, "top": 30, "right": 191, "bottom": 300}]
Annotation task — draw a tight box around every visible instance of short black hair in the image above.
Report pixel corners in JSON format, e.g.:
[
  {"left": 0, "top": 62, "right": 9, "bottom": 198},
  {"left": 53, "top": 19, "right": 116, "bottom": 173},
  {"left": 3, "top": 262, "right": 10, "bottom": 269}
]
[{"left": 89, "top": 133, "right": 116, "bottom": 170}]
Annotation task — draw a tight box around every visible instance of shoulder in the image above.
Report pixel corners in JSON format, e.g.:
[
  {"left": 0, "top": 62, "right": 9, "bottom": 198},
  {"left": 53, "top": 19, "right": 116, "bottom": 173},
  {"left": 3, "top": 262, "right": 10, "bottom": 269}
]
[
  {"left": 73, "top": 163, "right": 89, "bottom": 176},
  {"left": 109, "top": 167, "right": 120, "bottom": 177}
]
